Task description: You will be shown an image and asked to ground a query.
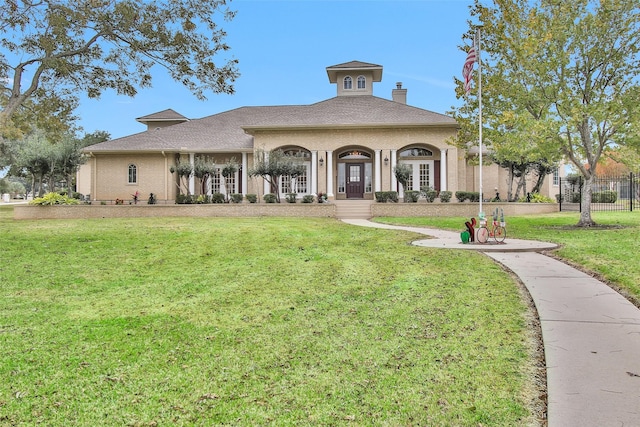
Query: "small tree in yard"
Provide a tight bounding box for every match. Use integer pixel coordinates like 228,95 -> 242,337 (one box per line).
394,163 -> 412,194
249,149 -> 305,203
170,158 -> 194,195
221,159 -> 239,202
193,156 -> 217,196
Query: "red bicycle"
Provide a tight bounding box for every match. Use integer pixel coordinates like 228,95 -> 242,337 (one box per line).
476,218 -> 506,244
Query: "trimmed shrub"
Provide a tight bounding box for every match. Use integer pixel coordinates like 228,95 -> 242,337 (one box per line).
211,193 -> 225,204
246,194 -> 258,203
421,186 -> 437,203
455,191 -> 480,202
404,190 -> 420,203
518,192 -> 555,203
285,193 -> 297,203
230,193 -> 243,204
176,194 -> 195,204
592,190 -> 617,203
264,193 -> 277,203
195,195 -> 210,204
375,191 -> 398,203
30,192 -> 80,206
455,191 -> 468,202
439,191 -> 452,203
302,195 -> 315,203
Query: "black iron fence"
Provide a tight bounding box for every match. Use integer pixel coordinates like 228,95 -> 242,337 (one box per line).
559,173 -> 639,212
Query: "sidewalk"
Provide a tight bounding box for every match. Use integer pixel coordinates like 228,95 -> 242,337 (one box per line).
343,219 -> 640,427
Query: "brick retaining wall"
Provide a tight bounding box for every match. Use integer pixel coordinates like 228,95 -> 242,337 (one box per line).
14,202 -> 558,220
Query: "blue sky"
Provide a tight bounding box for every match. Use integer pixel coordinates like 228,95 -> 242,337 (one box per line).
79,0 -> 475,139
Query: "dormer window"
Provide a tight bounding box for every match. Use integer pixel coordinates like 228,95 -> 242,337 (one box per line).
357,76 -> 366,89
343,76 -> 353,90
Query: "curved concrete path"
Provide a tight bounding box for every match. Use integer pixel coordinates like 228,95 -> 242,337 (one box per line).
343,219 -> 640,427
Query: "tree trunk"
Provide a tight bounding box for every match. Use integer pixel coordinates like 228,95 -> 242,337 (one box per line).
506,165 -> 515,201
531,171 -> 546,194
514,174 -> 526,200
577,174 -> 596,226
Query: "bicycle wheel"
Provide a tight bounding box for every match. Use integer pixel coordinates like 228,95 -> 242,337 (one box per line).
476,227 -> 489,244
493,226 -> 506,243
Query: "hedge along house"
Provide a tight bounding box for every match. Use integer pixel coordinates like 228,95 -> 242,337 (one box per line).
78,60 -> 559,203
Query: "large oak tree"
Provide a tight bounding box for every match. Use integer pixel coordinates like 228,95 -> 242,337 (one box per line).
1,0 -> 239,137
457,0 -> 640,226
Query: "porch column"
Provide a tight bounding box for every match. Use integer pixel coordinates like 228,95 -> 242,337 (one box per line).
390,149 -> 398,191
242,152 -> 248,196
374,150 -> 382,192
440,148 -> 448,191
189,153 -> 195,195
326,150 -> 334,198
311,150 -> 318,195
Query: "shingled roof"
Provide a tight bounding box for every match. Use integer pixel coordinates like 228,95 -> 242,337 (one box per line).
84,96 -> 457,153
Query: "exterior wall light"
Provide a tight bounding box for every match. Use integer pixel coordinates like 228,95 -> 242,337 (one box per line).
319,157 -> 324,167
384,156 -> 389,166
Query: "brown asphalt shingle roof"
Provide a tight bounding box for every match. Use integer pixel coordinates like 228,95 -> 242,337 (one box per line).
84,96 -> 457,153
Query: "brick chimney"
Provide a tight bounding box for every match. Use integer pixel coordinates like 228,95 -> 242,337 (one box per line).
392,82 -> 407,104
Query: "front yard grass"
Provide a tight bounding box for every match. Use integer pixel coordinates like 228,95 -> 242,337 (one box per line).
0,206 -> 539,426
377,211 -> 640,301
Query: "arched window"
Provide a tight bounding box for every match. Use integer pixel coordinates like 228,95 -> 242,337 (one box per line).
128,164 -> 137,184
357,76 -> 366,89
399,147 -> 433,157
343,76 -> 353,90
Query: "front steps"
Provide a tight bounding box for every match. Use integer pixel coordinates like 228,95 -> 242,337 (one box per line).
333,199 -> 374,219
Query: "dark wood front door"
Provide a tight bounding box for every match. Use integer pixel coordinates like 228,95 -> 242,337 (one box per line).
346,163 -> 365,198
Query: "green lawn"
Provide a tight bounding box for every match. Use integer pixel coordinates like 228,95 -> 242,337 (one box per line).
377,211 -> 640,301
0,205 -> 540,426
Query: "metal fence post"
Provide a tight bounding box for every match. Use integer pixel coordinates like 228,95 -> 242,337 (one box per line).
632,172 -> 635,212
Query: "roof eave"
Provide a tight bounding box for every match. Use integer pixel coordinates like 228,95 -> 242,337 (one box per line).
243,122 -> 459,134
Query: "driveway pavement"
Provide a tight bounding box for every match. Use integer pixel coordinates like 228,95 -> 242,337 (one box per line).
342,219 -> 640,427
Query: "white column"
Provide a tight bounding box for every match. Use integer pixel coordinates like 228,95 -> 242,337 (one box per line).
374,150 -> 382,192
390,150 -> 397,191
440,148 -> 448,191
242,152 -> 248,196
311,151 -> 318,195
326,151 -> 334,198
188,153 -> 195,195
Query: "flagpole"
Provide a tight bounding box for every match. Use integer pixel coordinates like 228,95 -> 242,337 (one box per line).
477,27 -> 483,218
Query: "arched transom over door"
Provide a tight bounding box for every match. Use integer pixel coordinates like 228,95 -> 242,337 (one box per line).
398,146 -> 439,192
337,149 -> 372,199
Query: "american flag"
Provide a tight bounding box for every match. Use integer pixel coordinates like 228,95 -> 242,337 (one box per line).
462,45 -> 477,95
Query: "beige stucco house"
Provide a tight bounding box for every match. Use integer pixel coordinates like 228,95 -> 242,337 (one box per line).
79,61 -> 560,203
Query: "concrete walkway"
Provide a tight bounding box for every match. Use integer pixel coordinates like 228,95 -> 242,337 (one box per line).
342,219 -> 640,427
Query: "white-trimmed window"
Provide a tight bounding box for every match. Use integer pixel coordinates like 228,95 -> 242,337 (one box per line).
128,164 -> 137,184
553,168 -> 559,186
419,163 -> 430,189
357,75 -> 366,89
343,76 -> 353,90
211,168 -> 222,193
